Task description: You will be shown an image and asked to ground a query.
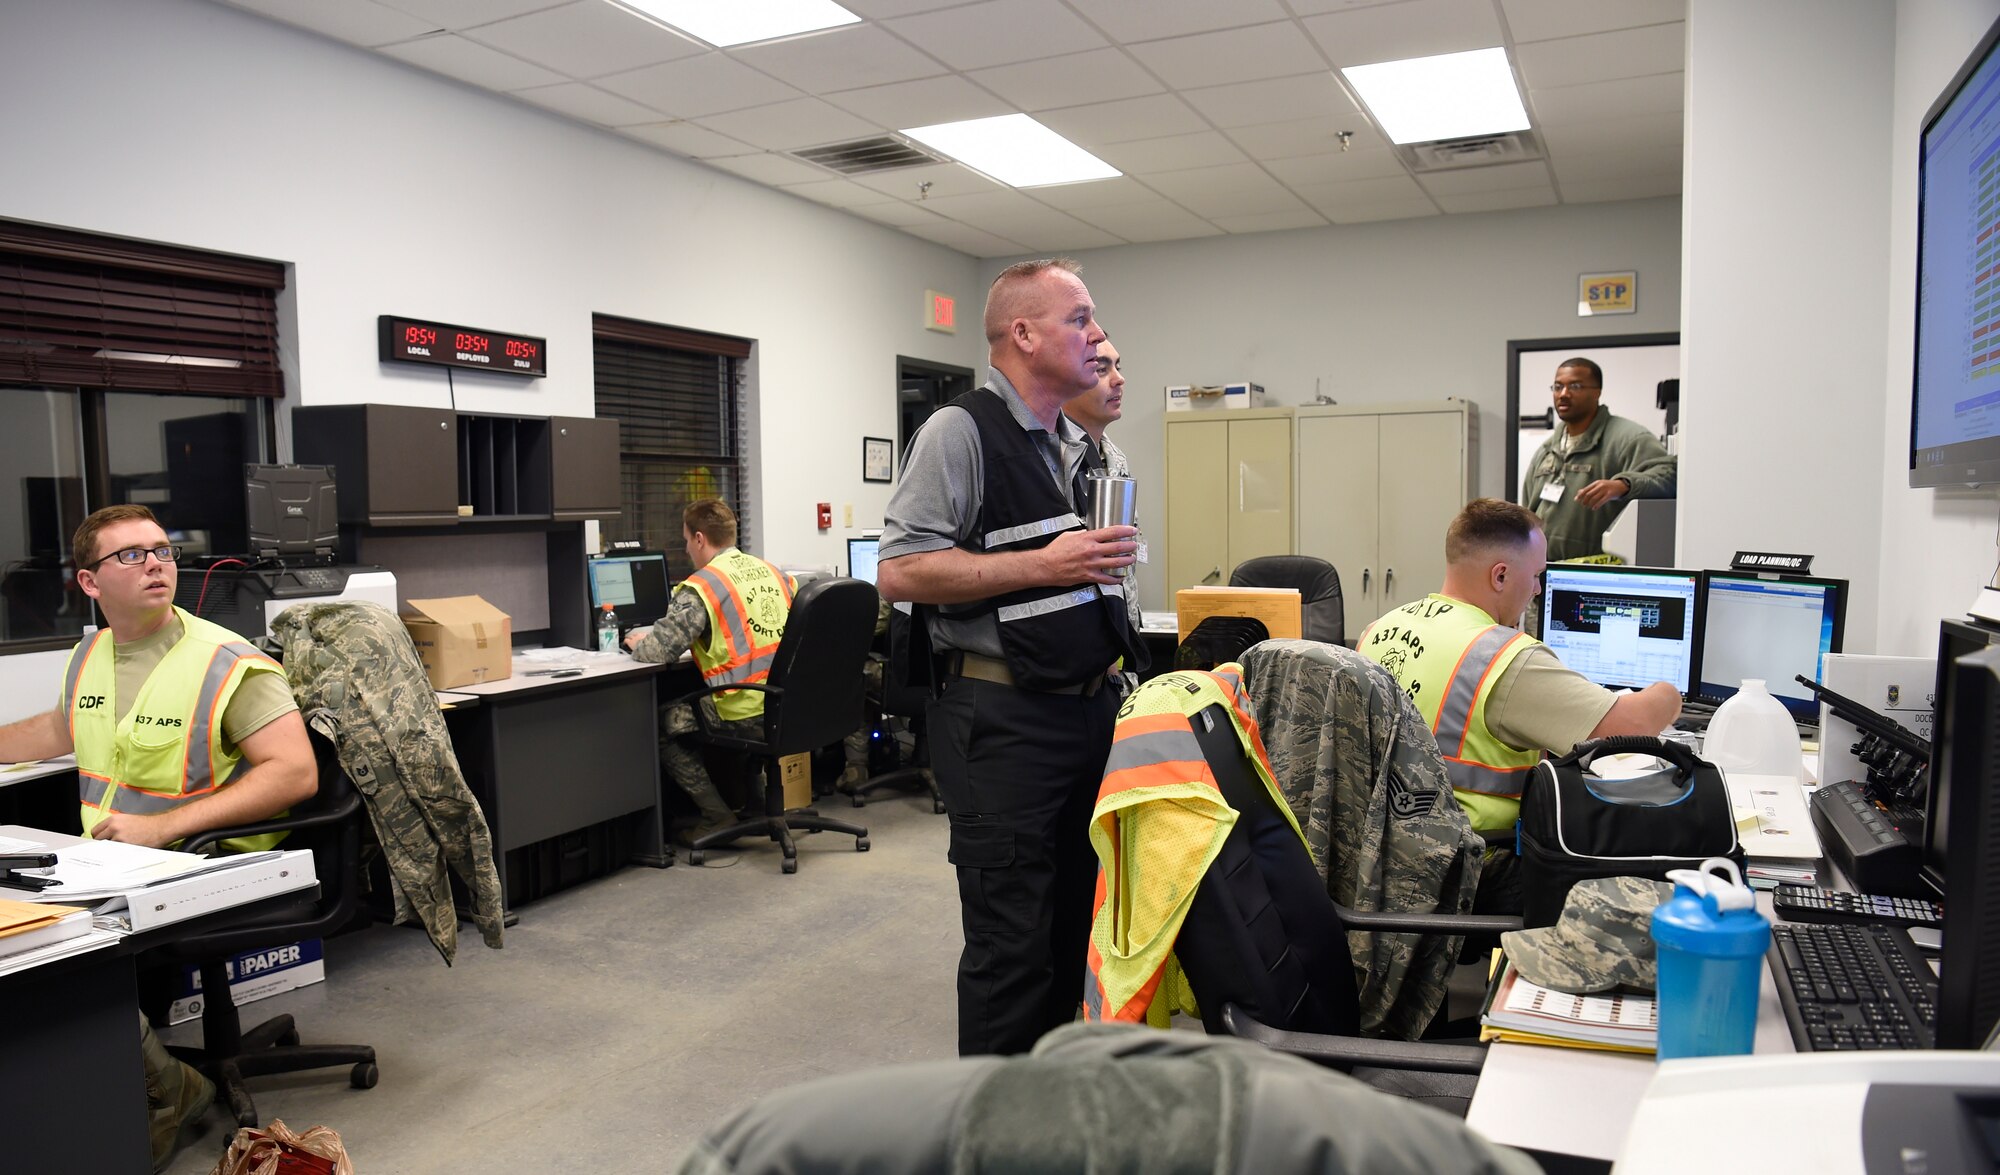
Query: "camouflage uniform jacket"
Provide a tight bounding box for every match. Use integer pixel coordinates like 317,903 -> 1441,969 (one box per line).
1238,639 -> 1484,1038
631,586 -> 765,743
273,602 -> 505,963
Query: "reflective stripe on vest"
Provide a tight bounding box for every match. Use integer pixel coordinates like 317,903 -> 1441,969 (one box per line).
686,553 -> 789,689
984,512 -> 1082,549
1432,625 -> 1534,797
996,586 -> 1099,625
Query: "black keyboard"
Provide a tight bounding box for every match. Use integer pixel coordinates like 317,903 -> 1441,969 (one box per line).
1769,922 -> 1937,1051
1773,885 -> 1942,928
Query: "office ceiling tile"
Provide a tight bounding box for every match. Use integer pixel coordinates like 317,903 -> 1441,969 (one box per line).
928,199 -> 1116,246
1022,176 -> 1158,210
839,0 -> 974,15
1128,22 -> 1329,89
697,98 -> 881,150
1181,73 -> 1357,130
1501,0 -> 1686,45
731,23 -> 946,95
708,152 -> 836,186
1302,0 -> 1504,68
1265,146 -> 1408,186
1227,118 -> 1381,162
377,0 -> 557,29
1539,110 -> 1681,157
217,0 -> 439,48
968,48 -> 1163,111
903,220 -> 1032,257
1211,208 -> 1331,234
1015,223 -> 1128,251
379,33 -> 567,91
1515,23 -> 1683,90
826,75 -> 1015,128
887,0 -> 1110,71
1285,0 -> 1428,15
844,200 -> 948,227
462,2 -> 703,78
1072,199 -> 1221,239
1327,198 -> 1442,224
916,190 -> 1050,221
1295,173 -> 1429,212
1557,171 -> 1680,203
779,176 -> 901,208
1037,95 -> 1209,148
510,81 -> 664,126
849,162 -> 1007,200
598,53 -> 802,118
1142,162 -> 1301,214
1530,71 -> 1683,126
1096,131 -> 1248,174
1551,146 -> 1680,184
619,120 -> 759,157
1433,185 -> 1558,213
1416,160 -> 1551,195
1064,0 -> 1292,43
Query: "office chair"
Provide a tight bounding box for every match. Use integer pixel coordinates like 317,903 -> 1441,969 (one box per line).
682,576 -> 876,873
155,731 -> 378,1128
847,607 -> 943,812
1229,555 -> 1345,646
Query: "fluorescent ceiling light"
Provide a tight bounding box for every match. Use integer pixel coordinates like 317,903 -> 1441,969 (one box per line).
610,0 -> 860,48
900,114 -> 1119,188
1341,47 -> 1529,145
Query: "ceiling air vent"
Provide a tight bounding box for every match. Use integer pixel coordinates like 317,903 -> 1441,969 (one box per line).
791,136 -> 943,176
1395,130 -> 1543,173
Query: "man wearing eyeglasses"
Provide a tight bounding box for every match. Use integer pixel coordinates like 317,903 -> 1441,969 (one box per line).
1521,358 -> 1677,562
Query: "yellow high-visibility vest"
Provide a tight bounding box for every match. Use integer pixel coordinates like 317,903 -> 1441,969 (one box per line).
681,549 -> 795,722
65,607 -> 290,852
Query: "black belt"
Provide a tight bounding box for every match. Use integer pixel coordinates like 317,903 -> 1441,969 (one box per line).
945,650 -> 1105,697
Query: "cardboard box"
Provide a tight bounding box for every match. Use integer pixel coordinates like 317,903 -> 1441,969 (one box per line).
779,753 -> 812,810
1165,382 -> 1265,412
402,595 -> 512,688
169,938 -> 324,1025
1176,585 -> 1303,642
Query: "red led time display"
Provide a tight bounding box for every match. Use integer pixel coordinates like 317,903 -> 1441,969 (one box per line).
378,316 -> 547,377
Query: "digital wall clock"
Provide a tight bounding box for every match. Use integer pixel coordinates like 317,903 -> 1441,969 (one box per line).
378,315 -> 546,377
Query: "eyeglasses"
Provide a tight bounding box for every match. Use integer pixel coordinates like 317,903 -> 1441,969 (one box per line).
85,544 -> 184,570
1550,381 -> 1600,394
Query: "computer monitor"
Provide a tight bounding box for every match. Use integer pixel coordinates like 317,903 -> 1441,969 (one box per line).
847,536 -> 881,585
1539,564 -> 1702,694
1695,572 -> 1847,720
1929,634 -> 2000,1048
587,552 -> 671,631
1910,10 -> 2000,487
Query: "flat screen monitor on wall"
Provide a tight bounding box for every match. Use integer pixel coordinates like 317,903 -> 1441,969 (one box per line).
1912,11 -> 2000,487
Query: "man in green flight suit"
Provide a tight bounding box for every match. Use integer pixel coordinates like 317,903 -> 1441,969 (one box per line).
1520,357 -> 1677,562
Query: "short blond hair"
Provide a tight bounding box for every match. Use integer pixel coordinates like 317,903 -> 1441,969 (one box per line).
683,498 -> 738,548
1445,498 -> 1541,565
984,258 -> 1082,345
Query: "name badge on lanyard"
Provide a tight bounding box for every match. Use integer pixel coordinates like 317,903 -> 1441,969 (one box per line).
1539,480 -> 1565,504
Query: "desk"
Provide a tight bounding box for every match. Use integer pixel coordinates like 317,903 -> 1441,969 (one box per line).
441,656 -> 674,919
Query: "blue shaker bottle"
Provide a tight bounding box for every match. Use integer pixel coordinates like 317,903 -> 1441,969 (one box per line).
1650,857 -> 1770,1060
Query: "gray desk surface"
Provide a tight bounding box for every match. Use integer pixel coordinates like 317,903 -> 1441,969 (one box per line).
437,651 -> 666,697
0,755 -> 76,788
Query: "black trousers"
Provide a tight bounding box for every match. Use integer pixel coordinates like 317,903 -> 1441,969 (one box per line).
928,675 -> 1119,1056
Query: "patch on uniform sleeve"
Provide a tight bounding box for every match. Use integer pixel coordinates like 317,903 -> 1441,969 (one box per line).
1384,770 -> 1440,819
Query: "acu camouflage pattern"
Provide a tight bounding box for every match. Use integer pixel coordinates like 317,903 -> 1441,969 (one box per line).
272,602 -> 504,963
1238,639 -> 1484,1039
1501,876 -> 1672,994
634,587 -> 762,821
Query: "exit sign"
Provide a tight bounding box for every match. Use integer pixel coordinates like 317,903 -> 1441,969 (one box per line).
925,289 -> 956,334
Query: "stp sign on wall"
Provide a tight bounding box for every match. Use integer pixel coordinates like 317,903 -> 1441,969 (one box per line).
1578,271 -> 1637,316
925,289 -> 956,334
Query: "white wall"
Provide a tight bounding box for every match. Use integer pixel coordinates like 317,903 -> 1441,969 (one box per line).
0,0 -> 985,579
1878,0 -> 2000,657
978,197 -> 1684,611
1680,0 -> 1895,652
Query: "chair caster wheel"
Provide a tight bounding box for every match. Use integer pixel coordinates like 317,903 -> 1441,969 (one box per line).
688,850 -> 707,865
856,837 -> 870,852
278,1027 -> 301,1047
781,858 -> 798,874
851,795 -> 865,808
933,800 -> 946,814
351,1062 -> 379,1089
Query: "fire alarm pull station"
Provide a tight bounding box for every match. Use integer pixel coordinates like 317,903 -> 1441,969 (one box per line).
816,503 -> 832,530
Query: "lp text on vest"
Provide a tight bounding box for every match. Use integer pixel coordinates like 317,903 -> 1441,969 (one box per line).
170,938 -> 325,1025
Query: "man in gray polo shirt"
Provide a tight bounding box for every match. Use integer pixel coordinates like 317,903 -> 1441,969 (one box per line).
878,258 -> 1144,1056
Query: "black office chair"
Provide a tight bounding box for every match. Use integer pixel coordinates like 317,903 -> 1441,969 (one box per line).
847,607 -> 943,812
1229,555 -> 1345,646
682,577 -> 876,873
155,731 -> 378,1128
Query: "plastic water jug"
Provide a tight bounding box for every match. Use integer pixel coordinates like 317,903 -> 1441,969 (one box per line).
1650,857 -> 1770,1060
1703,678 -> 1803,782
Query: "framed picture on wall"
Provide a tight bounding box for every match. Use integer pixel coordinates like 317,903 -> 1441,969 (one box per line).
862,436 -> 893,483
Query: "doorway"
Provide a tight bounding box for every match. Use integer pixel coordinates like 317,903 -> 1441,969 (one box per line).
1504,333 -> 1680,502
897,356 -> 975,463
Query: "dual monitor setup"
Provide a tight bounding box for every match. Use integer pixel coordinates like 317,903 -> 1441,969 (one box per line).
1538,564 -> 1846,722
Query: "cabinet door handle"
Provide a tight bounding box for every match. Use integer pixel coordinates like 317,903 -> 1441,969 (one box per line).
1385,567 -> 1394,596
1362,568 -> 1371,593
1203,565 -> 1221,584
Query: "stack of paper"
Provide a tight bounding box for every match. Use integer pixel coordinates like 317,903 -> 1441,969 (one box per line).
1479,955 -> 1658,1055
0,832 -> 281,903
1727,772 -> 1822,889
0,899 -> 118,978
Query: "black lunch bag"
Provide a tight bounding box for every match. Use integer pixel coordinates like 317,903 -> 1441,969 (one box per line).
1517,735 -> 1743,928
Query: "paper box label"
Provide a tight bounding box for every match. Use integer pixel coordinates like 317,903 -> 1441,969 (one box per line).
170,938 -> 325,1025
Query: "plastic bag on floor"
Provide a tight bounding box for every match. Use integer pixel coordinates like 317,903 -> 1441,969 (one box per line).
208,1120 -> 355,1175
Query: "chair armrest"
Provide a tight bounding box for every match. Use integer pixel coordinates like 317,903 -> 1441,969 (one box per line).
180,787 -> 364,855
1333,903 -> 1523,935
665,681 -> 782,735
1220,1004 -> 1488,1074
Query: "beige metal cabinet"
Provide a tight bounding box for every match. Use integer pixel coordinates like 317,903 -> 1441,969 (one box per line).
1165,407 -> 1293,594
1296,401 -> 1476,627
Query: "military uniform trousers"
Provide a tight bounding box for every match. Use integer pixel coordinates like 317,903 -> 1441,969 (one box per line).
929,673 -> 1119,1056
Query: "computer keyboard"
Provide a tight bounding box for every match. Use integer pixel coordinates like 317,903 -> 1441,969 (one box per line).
1768,922 -> 1936,1051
